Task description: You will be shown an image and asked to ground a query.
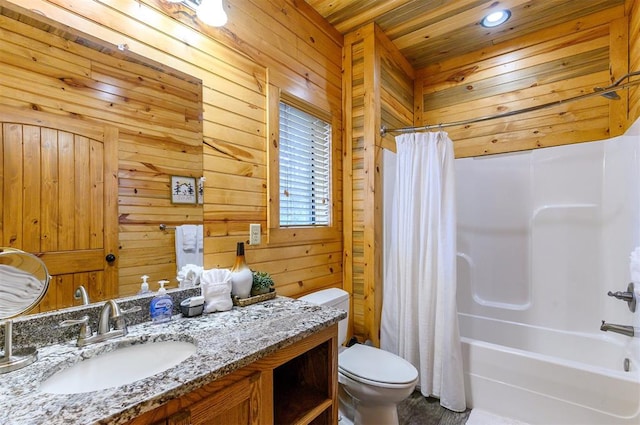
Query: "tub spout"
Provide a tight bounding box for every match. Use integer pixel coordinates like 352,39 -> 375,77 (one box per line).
600,320 -> 635,337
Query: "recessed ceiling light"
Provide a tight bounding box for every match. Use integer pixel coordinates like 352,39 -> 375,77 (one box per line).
481,9 -> 511,28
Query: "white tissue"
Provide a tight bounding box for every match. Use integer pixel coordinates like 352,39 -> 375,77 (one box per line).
177,264 -> 203,288
187,295 -> 205,307
201,268 -> 233,313
630,247 -> 640,283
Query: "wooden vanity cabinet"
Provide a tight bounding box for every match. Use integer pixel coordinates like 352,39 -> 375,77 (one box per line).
126,324 -> 338,425
251,324 -> 338,425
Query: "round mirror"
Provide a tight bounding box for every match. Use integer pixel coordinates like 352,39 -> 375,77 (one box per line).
0,248 -> 50,319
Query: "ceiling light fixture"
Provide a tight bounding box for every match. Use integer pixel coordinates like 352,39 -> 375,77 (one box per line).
481,9 -> 511,28
165,0 -> 228,27
197,0 -> 228,27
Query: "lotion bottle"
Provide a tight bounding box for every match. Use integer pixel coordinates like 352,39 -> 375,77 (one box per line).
150,280 -> 173,324
138,275 -> 151,295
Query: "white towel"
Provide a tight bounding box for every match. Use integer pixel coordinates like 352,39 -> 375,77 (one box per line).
201,268 -> 233,313
181,225 -> 198,252
175,224 -> 203,271
0,265 -> 47,317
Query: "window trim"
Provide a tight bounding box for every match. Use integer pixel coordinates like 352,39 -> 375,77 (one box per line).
267,84 -> 341,245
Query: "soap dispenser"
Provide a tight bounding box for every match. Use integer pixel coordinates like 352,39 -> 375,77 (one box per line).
138,275 -> 151,295
150,280 -> 173,324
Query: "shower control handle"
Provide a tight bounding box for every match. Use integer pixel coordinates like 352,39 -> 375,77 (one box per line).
607,282 -> 636,312
607,290 -> 633,301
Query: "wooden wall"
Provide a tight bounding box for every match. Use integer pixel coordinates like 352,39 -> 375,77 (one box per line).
3,0 -> 344,302
343,24 -> 414,344
347,3 -> 640,343
185,0 -> 345,298
0,2 -> 202,308
629,0 -> 640,122
413,6 -> 629,158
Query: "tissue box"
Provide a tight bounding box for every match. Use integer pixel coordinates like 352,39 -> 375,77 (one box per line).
180,296 -> 205,317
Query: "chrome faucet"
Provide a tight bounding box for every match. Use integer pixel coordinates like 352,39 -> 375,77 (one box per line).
98,300 -> 123,335
74,285 -> 90,305
600,320 -> 635,337
61,300 -> 141,347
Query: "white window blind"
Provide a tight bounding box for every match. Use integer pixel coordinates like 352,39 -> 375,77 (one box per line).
279,102 -> 331,227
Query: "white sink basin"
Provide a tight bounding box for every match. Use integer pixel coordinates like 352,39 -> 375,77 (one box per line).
40,340 -> 197,394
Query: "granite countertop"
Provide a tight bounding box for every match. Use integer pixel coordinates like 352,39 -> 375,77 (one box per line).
0,296 -> 345,425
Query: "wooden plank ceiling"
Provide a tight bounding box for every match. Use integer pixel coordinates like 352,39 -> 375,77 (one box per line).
306,0 -> 625,69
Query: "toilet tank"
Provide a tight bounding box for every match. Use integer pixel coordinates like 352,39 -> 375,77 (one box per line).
298,288 -> 349,346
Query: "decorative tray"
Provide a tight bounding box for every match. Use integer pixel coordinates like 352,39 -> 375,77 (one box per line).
232,288 -> 276,307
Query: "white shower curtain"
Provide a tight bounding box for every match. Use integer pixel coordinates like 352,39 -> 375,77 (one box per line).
381,131 -> 466,412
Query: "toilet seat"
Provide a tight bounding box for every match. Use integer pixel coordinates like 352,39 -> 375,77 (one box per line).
338,344 -> 418,389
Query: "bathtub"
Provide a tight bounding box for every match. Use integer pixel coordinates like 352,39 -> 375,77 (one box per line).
459,313 -> 640,424
453,120 -> 640,424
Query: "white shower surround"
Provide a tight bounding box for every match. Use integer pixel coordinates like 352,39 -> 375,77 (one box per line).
454,119 -> 640,424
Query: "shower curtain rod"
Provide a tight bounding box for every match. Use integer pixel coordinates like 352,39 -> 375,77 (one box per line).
380,70 -> 640,136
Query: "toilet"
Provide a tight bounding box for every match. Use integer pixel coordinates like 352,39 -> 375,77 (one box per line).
299,288 -> 418,425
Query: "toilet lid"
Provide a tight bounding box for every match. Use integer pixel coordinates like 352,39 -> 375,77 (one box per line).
338,344 -> 418,386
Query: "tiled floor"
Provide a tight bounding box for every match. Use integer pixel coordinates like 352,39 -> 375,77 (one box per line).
397,391 -> 471,425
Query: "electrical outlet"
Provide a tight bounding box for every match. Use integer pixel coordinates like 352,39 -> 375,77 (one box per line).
249,223 -> 261,245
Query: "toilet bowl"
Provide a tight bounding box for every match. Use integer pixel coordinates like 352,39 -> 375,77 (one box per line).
299,288 -> 418,425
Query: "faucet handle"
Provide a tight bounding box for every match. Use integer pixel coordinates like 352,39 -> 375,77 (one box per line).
607,290 -> 633,301
607,282 -> 636,312
60,315 -> 89,327
113,305 -> 141,322
121,305 -> 142,315
112,305 -> 142,332
60,316 -> 91,340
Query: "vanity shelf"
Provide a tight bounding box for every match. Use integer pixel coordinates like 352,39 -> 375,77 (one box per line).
275,387 -> 333,424
273,337 -> 333,424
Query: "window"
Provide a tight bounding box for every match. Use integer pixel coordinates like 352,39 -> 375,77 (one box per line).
267,87 -> 339,245
278,101 -> 331,226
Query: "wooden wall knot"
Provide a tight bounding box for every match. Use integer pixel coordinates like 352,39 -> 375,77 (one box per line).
447,66 -> 479,83
59,77 -> 87,88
